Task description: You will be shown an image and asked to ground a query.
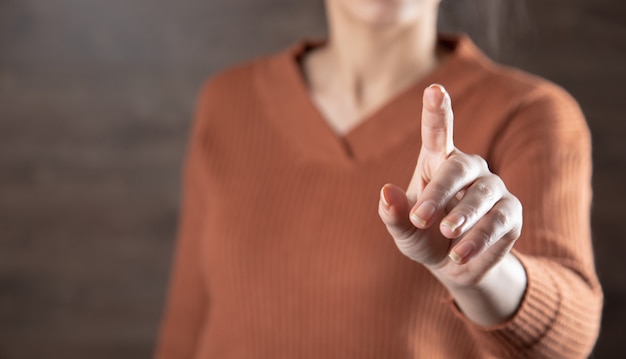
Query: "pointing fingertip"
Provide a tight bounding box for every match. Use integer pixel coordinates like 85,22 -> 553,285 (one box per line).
429,83 -> 447,94
426,84 -> 449,110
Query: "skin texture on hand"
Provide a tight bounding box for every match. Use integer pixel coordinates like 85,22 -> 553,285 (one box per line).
378,84 -> 527,326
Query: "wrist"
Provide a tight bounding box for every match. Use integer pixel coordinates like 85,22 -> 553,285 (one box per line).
441,253 -> 528,326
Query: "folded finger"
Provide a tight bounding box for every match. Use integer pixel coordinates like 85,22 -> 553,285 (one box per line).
440,174 -> 507,239
448,196 -> 523,264
378,183 -> 416,241
409,153 -> 488,229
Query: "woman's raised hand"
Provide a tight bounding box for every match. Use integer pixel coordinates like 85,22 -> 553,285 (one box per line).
378,84 -> 524,293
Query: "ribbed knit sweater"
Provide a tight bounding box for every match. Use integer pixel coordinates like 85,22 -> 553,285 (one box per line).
154,35 -> 602,358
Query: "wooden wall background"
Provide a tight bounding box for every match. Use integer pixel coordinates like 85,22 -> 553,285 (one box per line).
0,0 -> 624,357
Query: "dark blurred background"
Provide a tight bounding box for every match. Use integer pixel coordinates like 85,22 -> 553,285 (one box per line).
0,0 -> 624,358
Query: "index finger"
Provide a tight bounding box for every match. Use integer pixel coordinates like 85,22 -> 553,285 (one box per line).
421,84 -> 454,158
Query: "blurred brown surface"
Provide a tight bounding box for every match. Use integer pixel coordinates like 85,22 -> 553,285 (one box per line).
0,0 -> 624,358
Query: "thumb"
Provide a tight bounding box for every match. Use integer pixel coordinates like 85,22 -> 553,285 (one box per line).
420,84 -> 454,161
378,183 -> 416,241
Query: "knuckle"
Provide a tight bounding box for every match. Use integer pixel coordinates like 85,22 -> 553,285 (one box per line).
503,195 -> 523,221
447,155 -> 472,178
489,174 -> 506,190
429,182 -> 452,201
474,181 -> 496,200
472,154 -> 489,169
474,228 -> 494,249
491,207 -> 510,228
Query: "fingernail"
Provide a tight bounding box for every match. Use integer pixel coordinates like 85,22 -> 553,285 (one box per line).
410,201 -> 436,227
429,83 -> 447,95
380,185 -> 391,209
449,242 -> 475,264
428,84 -> 449,108
441,213 -> 465,232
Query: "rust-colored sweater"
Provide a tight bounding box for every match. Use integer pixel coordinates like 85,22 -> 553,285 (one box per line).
154,35 -> 602,358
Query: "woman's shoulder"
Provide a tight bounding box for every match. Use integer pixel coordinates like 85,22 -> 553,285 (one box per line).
444,34 -> 582,118
485,62 -> 580,114
450,35 -> 589,152
189,44 -> 301,135
196,57 -> 268,104
196,42 -> 299,104
488,64 -> 587,137
472,50 -> 590,152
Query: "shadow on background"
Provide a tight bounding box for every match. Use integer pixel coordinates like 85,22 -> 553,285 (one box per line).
0,0 -> 624,357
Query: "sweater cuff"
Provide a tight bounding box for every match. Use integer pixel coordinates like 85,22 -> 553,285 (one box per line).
447,251 -> 561,356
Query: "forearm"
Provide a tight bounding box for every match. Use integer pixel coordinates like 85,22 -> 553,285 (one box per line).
441,253 -> 602,358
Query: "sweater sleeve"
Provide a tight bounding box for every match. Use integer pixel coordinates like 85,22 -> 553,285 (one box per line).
153,82 -> 213,359
450,84 -> 603,358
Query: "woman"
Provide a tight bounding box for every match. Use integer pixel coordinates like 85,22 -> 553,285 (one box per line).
155,0 -> 602,357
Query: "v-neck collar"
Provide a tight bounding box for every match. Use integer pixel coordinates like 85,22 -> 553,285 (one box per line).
255,33 -> 490,166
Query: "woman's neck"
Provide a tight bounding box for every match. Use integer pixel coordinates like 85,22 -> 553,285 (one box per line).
302,1 -> 442,134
